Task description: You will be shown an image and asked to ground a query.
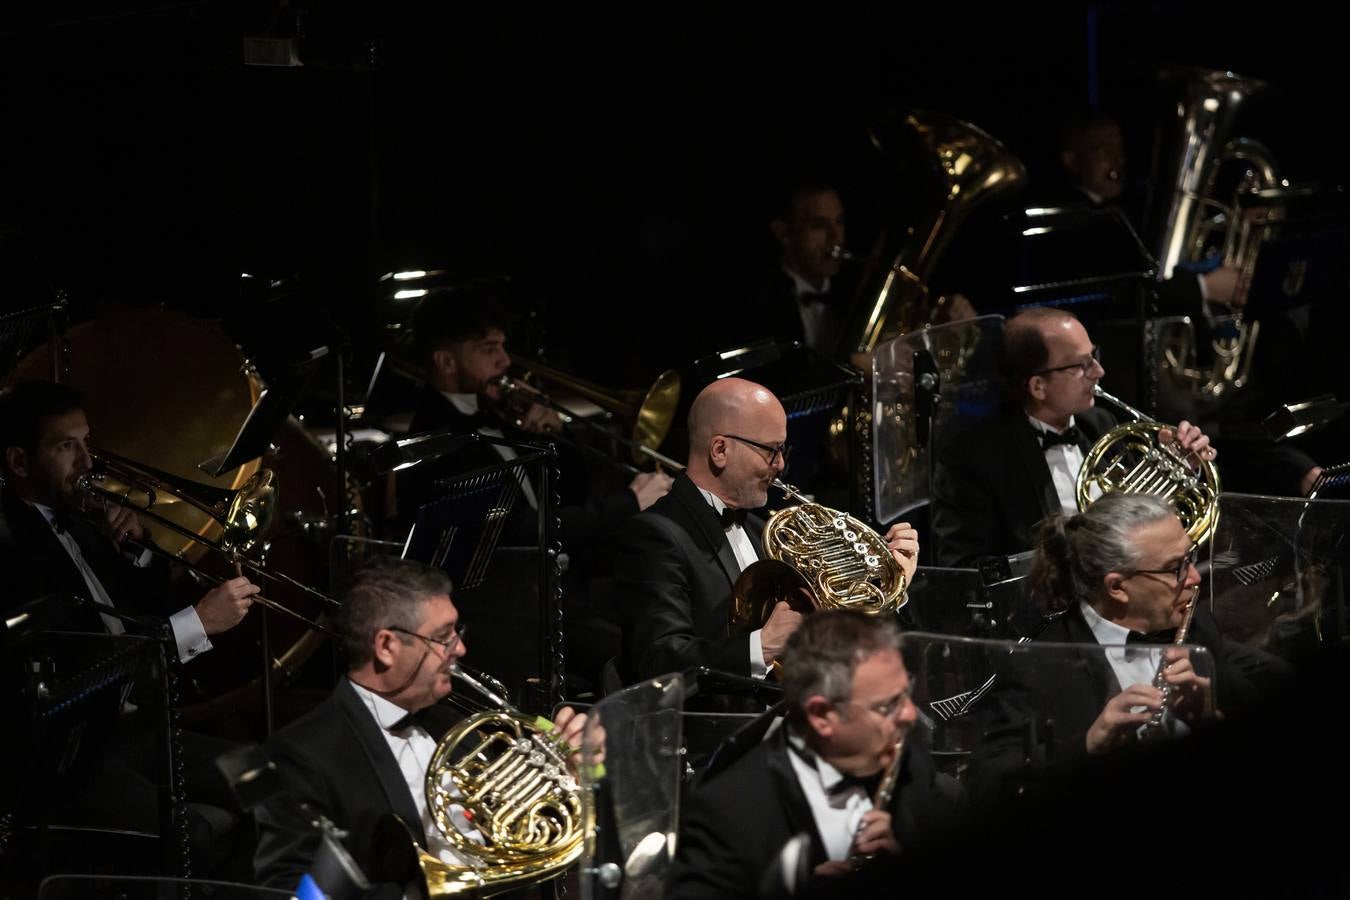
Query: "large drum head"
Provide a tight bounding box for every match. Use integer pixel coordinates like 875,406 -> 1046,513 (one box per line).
11,307 -> 263,560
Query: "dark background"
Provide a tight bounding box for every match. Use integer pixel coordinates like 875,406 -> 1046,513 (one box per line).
0,1 -> 1337,402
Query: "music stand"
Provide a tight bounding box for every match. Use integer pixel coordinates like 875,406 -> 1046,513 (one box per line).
3,623 -> 182,885
1004,205 -> 1158,410
402,442 -> 564,711
0,300 -> 67,385
198,346 -> 329,478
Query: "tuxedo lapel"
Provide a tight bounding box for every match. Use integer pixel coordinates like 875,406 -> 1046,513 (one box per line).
667,475 -> 742,588
764,730 -> 828,868
1008,410 -> 1059,521
334,680 -> 428,847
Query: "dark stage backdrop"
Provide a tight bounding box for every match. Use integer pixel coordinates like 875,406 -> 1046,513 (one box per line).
0,1 -> 1336,405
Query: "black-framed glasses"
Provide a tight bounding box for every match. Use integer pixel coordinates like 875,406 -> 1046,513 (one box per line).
1130,544 -> 1200,584
722,434 -> 791,466
386,623 -> 467,654
841,685 -> 913,720
1033,345 -> 1102,378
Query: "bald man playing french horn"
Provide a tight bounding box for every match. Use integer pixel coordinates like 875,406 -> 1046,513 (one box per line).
612,378 -> 919,685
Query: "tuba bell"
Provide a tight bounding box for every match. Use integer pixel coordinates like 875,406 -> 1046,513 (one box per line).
730,480 -> 908,633
835,110 -> 1027,358
1077,386 -> 1222,545
381,665 -> 586,897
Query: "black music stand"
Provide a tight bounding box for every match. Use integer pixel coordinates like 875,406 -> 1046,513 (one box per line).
198,346 -> 329,478
0,300 -> 67,384
2,621 -> 182,888
1003,205 -> 1157,411
402,440 -> 564,712
191,345 -> 327,737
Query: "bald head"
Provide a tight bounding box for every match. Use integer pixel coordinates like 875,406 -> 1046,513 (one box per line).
1003,308 -> 1103,426
686,378 -> 787,509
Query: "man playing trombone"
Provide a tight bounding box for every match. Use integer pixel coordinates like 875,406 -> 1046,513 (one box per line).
0,380 -> 259,660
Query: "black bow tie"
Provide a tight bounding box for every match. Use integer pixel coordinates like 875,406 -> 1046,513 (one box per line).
389,706 -> 434,733
828,770 -> 882,797
719,506 -> 749,529
1126,628 -> 1178,645
1038,425 -> 1082,450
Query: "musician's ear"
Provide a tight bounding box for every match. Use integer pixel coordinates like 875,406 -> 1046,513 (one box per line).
708,434 -> 730,469
1103,571 -> 1130,605
372,627 -> 401,667
769,218 -> 790,247
431,348 -> 457,380
1027,375 -> 1046,402
5,446 -> 28,480
803,695 -> 835,738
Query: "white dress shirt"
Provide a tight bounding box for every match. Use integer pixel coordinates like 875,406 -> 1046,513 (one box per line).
347,680 -> 483,868
443,391 -> 538,510
34,502 -> 210,663
1026,414 -> 1098,516
785,730 -> 873,862
1079,601 -> 1187,738
696,487 -> 768,677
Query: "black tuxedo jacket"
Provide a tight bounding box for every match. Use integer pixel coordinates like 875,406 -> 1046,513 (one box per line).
253,678 -> 464,895
611,473 -> 766,683
395,387 -> 636,551
667,723 -> 960,900
0,485 -> 169,631
930,403 -> 1116,567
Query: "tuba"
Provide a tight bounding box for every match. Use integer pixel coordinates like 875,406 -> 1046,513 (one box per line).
729,480 -> 908,632
1144,68 -> 1281,406
1077,386 -> 1222,545
835,110 -> 1026,358
384,666 -> 586,897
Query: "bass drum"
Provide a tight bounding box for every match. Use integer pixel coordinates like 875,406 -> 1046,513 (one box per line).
11,307 -> 358,726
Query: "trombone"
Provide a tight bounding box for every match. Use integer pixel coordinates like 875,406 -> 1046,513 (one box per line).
492,360 -> 685,474
78,447 -> 342,635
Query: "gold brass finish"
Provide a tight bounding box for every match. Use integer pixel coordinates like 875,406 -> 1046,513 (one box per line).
837,110 -> 1027,356
504,359 -> 681,465
397,667 -> 585,897
731,481 -> 908,632
1077,387 -> 1221,546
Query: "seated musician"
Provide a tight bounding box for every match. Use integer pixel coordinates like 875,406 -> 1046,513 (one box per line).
0,380 -> 261,875
930,307 -> 1216,567
611,377 -> 919,684
967,493 -> 1290,802
0,380 -> 260,656
395,289 -> 671,544
253,557 -> 589,896
395,291 -> 672,690
667,611 -> 962,900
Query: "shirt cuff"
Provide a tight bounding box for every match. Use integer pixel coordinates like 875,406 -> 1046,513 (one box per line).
169,605 -> 212,663
750,629 -> 769,679
1195,273 -> 1218,325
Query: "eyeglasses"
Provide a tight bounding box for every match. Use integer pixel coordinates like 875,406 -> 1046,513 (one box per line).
842,686 -> 913,720
722,434 -> 791,466
386,623 -> 467,655
1129,544 -> 1200,584
1033,345 -> 1102,378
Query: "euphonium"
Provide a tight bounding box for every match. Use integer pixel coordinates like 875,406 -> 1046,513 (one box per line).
1078,387 -> 1221,545
730,480 -> 908,632
396,665 -> 585,897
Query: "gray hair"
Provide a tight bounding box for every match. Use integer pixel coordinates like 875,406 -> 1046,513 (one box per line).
1030,492 -> 1178,610
337,557 -> 453,668
780,611 -> 902,724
